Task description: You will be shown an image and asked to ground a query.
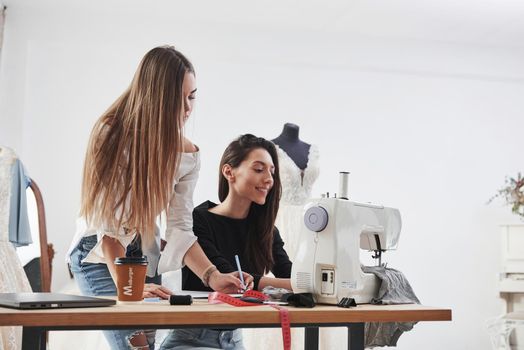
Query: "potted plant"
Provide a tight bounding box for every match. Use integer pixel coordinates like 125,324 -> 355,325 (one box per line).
489,173 -> 524,218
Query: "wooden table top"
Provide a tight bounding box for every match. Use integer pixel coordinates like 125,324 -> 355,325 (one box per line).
0,300 -> 451,328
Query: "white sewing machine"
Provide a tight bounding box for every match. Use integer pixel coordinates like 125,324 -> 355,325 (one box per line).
291,172 -> 402,305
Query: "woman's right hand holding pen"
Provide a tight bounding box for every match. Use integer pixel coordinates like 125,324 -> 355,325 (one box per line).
209,270 -> 254,294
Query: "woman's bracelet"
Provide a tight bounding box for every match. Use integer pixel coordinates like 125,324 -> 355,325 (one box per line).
201,265 -> 218,287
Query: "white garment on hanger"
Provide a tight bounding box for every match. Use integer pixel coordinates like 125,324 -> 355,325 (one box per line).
0,146 -> 33,350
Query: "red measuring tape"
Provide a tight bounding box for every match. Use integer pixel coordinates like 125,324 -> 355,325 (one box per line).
208,290 -> 291,350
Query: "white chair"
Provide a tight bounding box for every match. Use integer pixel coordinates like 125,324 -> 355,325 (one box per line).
487,313 -> 524,350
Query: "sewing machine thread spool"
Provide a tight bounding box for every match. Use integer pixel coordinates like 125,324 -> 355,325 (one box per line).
338,171 -> 350,200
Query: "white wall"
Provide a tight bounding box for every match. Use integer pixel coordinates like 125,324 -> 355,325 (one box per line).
1,2 -> 524,349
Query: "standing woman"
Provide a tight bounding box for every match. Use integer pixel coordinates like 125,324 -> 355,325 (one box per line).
160,134 -> 293,350
67,46 -> 248,350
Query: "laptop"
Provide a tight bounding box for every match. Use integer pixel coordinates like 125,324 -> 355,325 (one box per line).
0,293 -> 116,309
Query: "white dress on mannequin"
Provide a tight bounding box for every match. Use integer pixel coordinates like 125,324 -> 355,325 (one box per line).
274,144 -> 320,261
0,147 -> 32,350
243,144 -> 320,350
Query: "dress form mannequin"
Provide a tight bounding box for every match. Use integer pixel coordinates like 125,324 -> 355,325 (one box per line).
272,123 -> 310,170
271,123 -> 319,206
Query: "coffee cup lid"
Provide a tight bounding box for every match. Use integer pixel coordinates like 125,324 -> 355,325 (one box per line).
114,256 -> 148,265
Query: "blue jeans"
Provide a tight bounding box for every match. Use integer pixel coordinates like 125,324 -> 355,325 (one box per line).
160,328 -> 244,350
69,235 -> 156,350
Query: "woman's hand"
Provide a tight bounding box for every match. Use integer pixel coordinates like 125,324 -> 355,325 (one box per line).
208,271 -> 254,293
230,271 -> 254,291
142,283 -> 173,299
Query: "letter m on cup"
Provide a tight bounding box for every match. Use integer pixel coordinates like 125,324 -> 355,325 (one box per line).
123,285 -> 133,296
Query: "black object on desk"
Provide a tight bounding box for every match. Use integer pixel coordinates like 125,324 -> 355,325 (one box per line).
169,295 -> 193,305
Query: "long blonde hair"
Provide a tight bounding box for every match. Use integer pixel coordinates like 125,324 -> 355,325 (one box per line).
80,46 -> 194,241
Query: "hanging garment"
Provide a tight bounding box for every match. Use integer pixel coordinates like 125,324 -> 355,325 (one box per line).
8,157 -> 32,247
0,146 -> 33,350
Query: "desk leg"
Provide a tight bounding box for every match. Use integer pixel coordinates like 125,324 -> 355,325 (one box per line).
22,327 -> 46,350
305,327 -> 319,350
348,323 -> 365,350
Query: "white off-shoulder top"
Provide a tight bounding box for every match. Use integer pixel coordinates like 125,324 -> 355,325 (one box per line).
66,151 -> 201,277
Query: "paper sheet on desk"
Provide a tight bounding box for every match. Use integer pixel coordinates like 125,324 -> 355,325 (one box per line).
175,291 -> 242,299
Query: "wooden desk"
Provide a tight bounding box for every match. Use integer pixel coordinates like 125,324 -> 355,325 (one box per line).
0,301 -> 451,350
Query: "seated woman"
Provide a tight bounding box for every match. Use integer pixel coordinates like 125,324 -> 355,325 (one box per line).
160,134 -> 292,350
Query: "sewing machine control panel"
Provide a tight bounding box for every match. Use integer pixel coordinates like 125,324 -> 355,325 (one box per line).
321,268 -> 335,295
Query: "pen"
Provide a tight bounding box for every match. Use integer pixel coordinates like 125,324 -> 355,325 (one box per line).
234,254 -> 246,290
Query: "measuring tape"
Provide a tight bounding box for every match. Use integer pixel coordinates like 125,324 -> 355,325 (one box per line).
208,291 -> 291,350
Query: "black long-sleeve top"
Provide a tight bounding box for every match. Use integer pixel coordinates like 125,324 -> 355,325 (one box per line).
182,200 -> 292,291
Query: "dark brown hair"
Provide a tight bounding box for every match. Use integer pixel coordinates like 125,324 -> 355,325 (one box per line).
81,45 -> 194,243
218,134 -> 282,274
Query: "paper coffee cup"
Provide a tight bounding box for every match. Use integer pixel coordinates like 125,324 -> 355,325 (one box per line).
114,256 -> 148,302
